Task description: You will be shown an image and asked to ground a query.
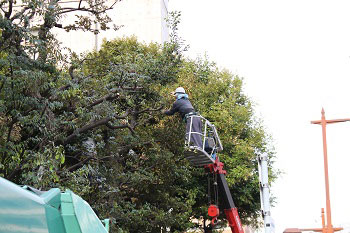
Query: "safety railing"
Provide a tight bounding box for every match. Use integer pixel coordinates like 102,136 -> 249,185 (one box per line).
185,115 -> 223,159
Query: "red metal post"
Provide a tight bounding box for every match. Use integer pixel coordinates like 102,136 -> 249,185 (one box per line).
321,208 -> 326,233
320,108 -> 332,233
310,108 -> 347,233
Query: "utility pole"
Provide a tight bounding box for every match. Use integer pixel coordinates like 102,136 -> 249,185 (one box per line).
284,108 -> 345,233
310,108 -> 347,233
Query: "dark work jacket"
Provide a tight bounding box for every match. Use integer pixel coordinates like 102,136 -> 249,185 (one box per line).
164,98 -> 194,119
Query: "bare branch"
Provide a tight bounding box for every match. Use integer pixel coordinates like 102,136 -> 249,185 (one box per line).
109,0 -> 120,9
114,111 -> 130,119
105,123 -> 128,130
64,117 -> 111,144
63,111 -> 130,144
0,0 -> 8,14
54,23 -> 63,28
134,106 -> 163,115
50,59 -> 94,99
0,0 -> 6,8
6,118 -> 17,143
10,6 -> 31,22
4,0 -> 13,19
106,122 -> 135,135
69,64 -> 77,80
119,86 -> 144,91
0,75 -> 6,93
88,92 -> 120,108
58,0 -> 118,15
59,155 -> 95,173
58,7 -> 98,15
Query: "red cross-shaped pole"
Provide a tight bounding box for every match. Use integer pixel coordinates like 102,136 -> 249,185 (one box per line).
310,108 -> 348,233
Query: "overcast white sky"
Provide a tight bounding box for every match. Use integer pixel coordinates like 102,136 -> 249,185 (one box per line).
170,1 -> 350,232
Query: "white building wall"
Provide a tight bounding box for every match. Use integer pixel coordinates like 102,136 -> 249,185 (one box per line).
55,0 -> 169,54
160,0 -> 170,42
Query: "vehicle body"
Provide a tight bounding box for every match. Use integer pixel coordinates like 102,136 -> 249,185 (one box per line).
0,177 -> 109,233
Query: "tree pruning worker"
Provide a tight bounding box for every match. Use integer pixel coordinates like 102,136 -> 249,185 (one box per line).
162,87 -> 203,149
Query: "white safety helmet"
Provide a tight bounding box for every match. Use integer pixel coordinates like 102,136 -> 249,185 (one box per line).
174,87 -> 186,94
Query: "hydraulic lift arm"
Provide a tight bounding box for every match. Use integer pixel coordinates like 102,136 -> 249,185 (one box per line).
218,173 -> 244,233
184,115 -> 245,233
206,160 -> 244,233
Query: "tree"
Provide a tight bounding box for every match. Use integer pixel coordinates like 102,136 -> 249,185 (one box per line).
0,3 -> 277,231
0,0 -> 122,184
173,58 -> 277,228
1,1 -> 191,230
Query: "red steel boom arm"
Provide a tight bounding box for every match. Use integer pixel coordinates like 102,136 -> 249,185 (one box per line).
206,159 -> 244,233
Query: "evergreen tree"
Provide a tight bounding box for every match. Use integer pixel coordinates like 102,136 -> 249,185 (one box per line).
0,3 -> 277,231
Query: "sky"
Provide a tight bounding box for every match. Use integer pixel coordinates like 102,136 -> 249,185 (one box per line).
169,1 -> 350,233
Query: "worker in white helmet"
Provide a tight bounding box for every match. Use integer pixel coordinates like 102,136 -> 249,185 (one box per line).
162,87 -> 203,149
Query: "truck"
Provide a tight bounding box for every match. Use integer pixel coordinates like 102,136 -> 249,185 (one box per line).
0,176 -> 109,233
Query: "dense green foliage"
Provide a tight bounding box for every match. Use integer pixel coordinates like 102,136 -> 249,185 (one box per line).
0,1 -> 277,232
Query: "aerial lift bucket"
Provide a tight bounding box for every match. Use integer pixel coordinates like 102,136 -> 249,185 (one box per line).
184,115 -> 223,166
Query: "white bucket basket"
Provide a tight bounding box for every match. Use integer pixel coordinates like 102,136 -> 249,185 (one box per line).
184,115 -> 223,166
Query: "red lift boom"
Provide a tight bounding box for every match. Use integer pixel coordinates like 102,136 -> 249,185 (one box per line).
184,115 -> 244,233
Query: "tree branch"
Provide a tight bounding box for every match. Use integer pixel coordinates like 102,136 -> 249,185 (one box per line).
109,0 -> 120,9
63,111 -> 130,144
88,92 -> 120,108
133,106 -> 163,115
4,0 -> 13,19
49,60 -> 93,100
64,117 -> 111,145
58,0 -> 118,15
105,123 -> 128,130
119,86 -> 144,91
6,118 -> 16,143
58,7 -> 98,15
0,74 -> 6,93
10,6 -> 31,22
6,148 -> 25,180
59,155 -> 95,174
0,0 -> 7,9
106,122 -> 135,135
